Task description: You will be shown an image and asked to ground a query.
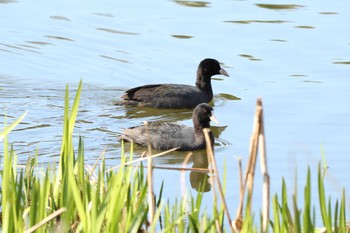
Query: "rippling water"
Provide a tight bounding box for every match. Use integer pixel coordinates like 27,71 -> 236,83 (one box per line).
1,0 -> 350,224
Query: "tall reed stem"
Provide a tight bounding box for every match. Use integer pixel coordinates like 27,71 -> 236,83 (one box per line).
203,128 -> 235,233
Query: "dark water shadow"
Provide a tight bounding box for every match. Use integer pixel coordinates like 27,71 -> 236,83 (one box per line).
171,35 -> 194,39
44,35 -> 75,42
113,105 -> 193,121
239,54 -> 262,61
173,0 -> 210,8
225,20 -> 290,24
50,15 -> 71,21
333,61 -> 350,65
0,0 -> 16,3
255,3 -> 304,11
96,28 -> 139,35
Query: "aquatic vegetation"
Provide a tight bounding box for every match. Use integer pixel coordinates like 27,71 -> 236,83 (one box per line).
0,81 -> 348,232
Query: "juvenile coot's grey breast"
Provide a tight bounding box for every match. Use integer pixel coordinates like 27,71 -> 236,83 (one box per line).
120,58 -> 229,109
120,103 -> 218,151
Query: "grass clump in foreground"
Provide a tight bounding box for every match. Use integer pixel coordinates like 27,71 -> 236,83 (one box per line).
0,81 -> 349,232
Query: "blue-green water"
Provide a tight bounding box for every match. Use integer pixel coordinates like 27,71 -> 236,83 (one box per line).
1,0 -> 350,225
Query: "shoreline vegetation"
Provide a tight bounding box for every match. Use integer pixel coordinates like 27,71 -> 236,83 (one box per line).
0,81 -> 348,232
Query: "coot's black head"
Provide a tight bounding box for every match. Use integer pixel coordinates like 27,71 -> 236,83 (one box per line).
193,103 -> 218,131
198,58 -> 229,78
196,58 -> 229,90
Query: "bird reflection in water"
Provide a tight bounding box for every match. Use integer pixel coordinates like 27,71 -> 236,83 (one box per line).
190,151 -> 211,192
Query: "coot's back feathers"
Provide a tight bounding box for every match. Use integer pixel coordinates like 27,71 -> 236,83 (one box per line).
120,58 -> 229,109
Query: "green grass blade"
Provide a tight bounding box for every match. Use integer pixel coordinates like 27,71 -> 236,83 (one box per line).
1,112 -> 27,232
303,166 -> 314,233
339,189 -> 346,232
156,181 -> 164,208
293,194 -> 301,233
281,178 -> 293,231
68,79 -> 82,136
318,163 -> 328,227
334,200 -> 339,233
0,111 -> 28,141
272,194 -> 281,232
327,197 -> 332,232
68,170 -> 87,231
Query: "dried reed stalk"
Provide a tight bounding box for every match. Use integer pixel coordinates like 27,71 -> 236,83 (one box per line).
234,157 -> 244,221
245,100 -> 262,201
257,99 -> 269,233
144,121 -> 155,227
203,128 -> 235,233
235,99 -> 261,224
181,152 -> 192,196
180,152 -> 192,213
203,129 -> 220,233
88,147 -> 106,177
143,165 -> 210,172
234,98 -> 269,233
24,208 -> 66,233
232,156 -> 244,231
106,147 -> 179,172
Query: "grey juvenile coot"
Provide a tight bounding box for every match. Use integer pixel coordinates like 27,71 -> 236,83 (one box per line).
120,58 -> 229,109
120,103 -> 218,151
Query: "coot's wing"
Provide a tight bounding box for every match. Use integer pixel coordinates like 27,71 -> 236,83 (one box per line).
121,84 -> 163,101
121,123 -> 196,150
121,84 -> 204,108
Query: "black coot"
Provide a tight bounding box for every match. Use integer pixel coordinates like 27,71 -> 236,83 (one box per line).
120,58 -> 229,109
120,103 -> 218,151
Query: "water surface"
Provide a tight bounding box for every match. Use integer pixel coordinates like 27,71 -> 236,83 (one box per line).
1,0 -> 350,225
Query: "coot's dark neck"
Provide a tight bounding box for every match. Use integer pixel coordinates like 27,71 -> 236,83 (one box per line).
193,119 -> 214,148
195,69 -> 213,94
193,118 -> 210,134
